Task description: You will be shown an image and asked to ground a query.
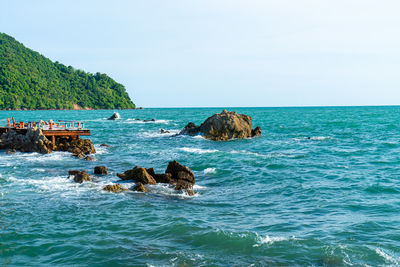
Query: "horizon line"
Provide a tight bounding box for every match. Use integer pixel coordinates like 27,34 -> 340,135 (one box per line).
143,104 -> 400,109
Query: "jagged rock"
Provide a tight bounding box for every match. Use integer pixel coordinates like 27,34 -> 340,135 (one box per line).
107,112 -> 121,120
71,171 -> 92,183
251,126 -> 262,137
165,160 -> 195,195
68,170 -> 80,176
175,181 -> 195,196
160,129 -> 170,134
145,168 -> 155,177
117,167 -> 156,184
94,166 -> 108,175
153,173 -> 173,184
166,160 -> 195,185
73,152 -> 85,159
56,138 -> 96,158
85,156 -> 95,161
178,110 -> 261,141
133,182 -> 146,192
116,161 -> 196,195
0,127 -> 52,154
179,122 -> 200,136
103,184 -> 126,193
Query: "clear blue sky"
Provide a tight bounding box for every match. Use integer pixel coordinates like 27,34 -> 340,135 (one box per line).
1,0 -> 400,107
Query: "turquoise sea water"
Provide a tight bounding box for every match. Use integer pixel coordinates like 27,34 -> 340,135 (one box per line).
1,107 -> 400,266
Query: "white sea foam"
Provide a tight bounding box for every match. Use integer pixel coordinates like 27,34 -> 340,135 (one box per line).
7,175 -> 83,194
254,234 -> 294,247
147,183 -> 199,198
16,151 -> 71,162
229,150 -> 265,157
94,145 -> 109,155
179,147 -> 219,154
139,130 -> 179,138
293,136 -> 331,141
203,168 -> 216,174
193,184 -> 207,190
32,168 -> 46,172
125,119 -> 171,124
376,248 -> 399,264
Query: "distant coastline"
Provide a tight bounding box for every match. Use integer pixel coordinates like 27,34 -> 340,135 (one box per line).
0,32 -> 135,110
0,107 -> 144,111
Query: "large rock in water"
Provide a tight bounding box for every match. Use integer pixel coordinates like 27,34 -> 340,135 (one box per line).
165,160 -> 195,195
69,170 -> 92,183
107,112 -> 121,120
117,167 -> 156,184
179,110 -> 261,141
0,127 -> 52,153
94,166 -> 108,175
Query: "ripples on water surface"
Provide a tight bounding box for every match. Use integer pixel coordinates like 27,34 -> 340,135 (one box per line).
1,107 -> 400,266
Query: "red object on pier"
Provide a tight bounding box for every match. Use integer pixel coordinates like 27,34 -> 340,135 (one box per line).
12,117 -> 15,128
7,118 -> 10,127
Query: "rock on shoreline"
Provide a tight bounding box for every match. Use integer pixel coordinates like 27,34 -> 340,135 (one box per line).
0,127 -> 96,156
179,110 -> 261,141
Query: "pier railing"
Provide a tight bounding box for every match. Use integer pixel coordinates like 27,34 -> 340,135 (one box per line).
2,117 -> 91,143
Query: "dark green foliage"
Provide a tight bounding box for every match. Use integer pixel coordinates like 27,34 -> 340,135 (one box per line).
0,33 -> 135,110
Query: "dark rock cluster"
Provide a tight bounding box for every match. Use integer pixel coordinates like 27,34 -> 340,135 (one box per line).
0,128 -> 96,159
55,138 -> 96,159
116,160 -> 195,195
68,161 -> 196,196
0,127 -> 53,153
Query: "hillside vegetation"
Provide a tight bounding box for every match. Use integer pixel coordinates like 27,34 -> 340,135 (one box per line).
0,33 -> 135,110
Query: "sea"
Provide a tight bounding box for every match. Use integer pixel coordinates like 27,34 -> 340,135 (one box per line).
1,106 -> 400,266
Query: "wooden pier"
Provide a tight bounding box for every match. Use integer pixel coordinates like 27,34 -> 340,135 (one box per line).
0,117 -> 91,144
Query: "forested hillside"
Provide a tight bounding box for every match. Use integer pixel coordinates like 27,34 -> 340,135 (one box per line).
0,33 -> 135,110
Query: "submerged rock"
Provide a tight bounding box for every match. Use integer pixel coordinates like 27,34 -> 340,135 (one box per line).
103,184 -> 127,193
107,112 -> 121,120
133,182 -> 146,192
160,128 -> 170,134
117,167 -> 156,184
85,156 -> 95,161
100,143 -> 110,147
94,166 -> 108,175
70,170 -> 92,183
178,110 -> 261,141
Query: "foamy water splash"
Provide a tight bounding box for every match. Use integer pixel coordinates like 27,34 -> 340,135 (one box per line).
203,168 -> 216,174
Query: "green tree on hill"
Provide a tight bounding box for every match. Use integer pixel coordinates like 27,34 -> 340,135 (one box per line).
0,32 -> 135,110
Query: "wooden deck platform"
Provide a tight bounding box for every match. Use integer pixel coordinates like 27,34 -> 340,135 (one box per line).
1,117 -> 91,144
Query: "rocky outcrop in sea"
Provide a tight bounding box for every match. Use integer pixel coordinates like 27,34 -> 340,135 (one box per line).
0,127 -> 96,156
179,110 -> 261,141
116,160 -> 196,195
